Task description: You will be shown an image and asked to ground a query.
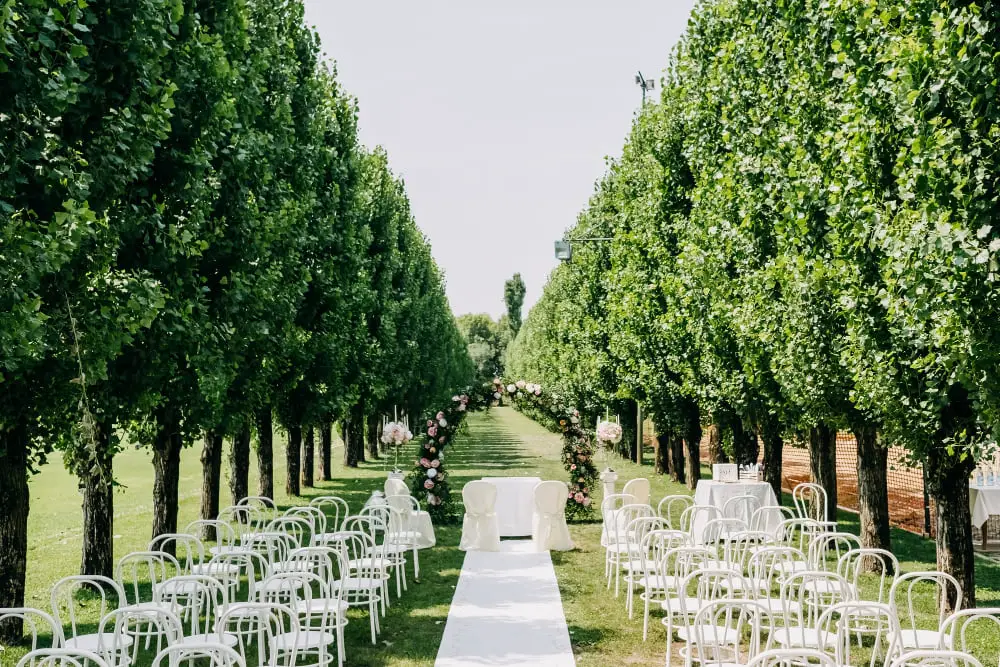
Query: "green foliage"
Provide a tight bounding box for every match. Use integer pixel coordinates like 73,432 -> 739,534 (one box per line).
503,273 -> 527,336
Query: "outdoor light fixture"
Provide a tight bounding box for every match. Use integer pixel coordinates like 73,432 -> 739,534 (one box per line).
635,71 -> 655,104
554,240 -> 573,262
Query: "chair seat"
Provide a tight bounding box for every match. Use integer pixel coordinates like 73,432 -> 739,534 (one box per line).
675,624 -> 741,644
273,629 -> 337,650
887,629 -> 951,650
154,579 -> 201,596
719,576 -> 768,592
627,574 -> 682,591
180,633 -> 239,649
209,545 -> 252,556
333,577 -> 385,591
773,627 -> 838,648
659,596 -> 701,615
269,560 -> 317,574
606,542 -> 643,555
298,598 -> 350,620
349,557 -> 393,572
191,562 -> 241,577
65,633 -> 134,652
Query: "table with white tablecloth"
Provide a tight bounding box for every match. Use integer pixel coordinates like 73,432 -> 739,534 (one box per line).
970,483 -> 1000,535
482,476 -> 541,537
691,480 -> 780,544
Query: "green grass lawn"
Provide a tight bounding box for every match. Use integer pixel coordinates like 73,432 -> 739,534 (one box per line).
4,407 -> 1000,666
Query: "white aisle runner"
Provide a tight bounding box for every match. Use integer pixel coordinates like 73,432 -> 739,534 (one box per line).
435,540 -> 576,666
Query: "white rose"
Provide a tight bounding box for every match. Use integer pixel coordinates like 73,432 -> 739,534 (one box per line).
426,468 -> 437,479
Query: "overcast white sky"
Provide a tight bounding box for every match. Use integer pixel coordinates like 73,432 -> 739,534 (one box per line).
303,1 -> 698,319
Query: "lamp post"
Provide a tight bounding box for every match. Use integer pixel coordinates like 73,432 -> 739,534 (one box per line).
553,237 -> 613,263
635,71 -> 655,105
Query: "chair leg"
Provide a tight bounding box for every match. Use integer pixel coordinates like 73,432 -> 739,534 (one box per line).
412,546 -> 420,580
642,594 -> 650,641
369,600 -> 378,644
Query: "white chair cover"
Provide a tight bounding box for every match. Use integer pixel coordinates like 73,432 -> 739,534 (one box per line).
384,478 -> 436,548
622,477 -> 650,506
532,481 -> 574,552
460,481 -> 501,552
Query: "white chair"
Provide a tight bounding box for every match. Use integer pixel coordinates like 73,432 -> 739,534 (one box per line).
684,598 -> 774,667
659,547 -> 714,660
723,494 -> 761,525
941,608 -> 1000,666
329,530 -> 386,644
156,575 -> 237,648
793,483 -> 830,524
632,530 -> 687,640
0,608 -> 63,651
385,488 -> 436,549
605,503 -> 654,596
807,532 -> 861,572
773,571 -> 852,649
152,643 -> 246,667
185,519 -> 238,548
680,505 -> 721,544
16,649 -> 109,667
889,651 -> 984,667
889,571 -> 963,650
310,496 -> 351,541
218,603 -> 294,666
816,601 -> 904,667
532,480 -> 574,552
97,606 -> 184,667
622,478 -> 651,506
149,533 -> 206,575
622,517 -> 667,618
460,481 -> 501,552
838,548 -> 899,604
50,576 -> 132,656
600,493 -> 637,548
237,495 -> 276,510
258,571 -> 340,667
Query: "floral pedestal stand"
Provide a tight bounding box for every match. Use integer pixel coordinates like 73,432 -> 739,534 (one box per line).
600,469 -> 619,497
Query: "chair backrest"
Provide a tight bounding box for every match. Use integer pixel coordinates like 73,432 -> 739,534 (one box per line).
776,518 -> 824,552
309,496 -> 350,533
50,576 -> 125,641
680,504 -> 721,535
680,568 -> 755,614
0,608 -> 62,651
793,482 -> 828,522
723,494 -> 761,524
16,649 -> 109,667
462,481 -> 498,516
152,643 -> 246,667
245,531 -> 294,565
940,609 -> 1000,667
218,603 -> 296,667
688,598 -> 773,665
889,571 -> 963,632
747,547 -> 807,600
816,601 -> 903,667
889,651 -> 984,667
837,548 -> 899,604
807,532 -> 862,571
657,495 -> 694,529
156,575 -> 229,636
600,493 -> 637,545
184,519 -> 237,546
746,649 -> 839,667
97,606 -> 183,657
218,504 -> 265,536
115,550 -> 180,605
284,505 -> 327,535
149,533 -> 205,573
699,518 -> 747,557
749,505 -> 796,537
266,516 -> 310,548
622,478 -> 650,506
237,495 -> 276,510
534,480 -> 569,515
780,571 -> 852,627
206,550 -> 266,600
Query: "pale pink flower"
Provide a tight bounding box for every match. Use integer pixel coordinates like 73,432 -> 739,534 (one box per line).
574,492 -> 585,503
424,480 -> 435,489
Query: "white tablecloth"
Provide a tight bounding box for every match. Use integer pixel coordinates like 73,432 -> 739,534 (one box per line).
970,484 -> 1000,528
482,477 -> 541,537
691,480 -> 780,544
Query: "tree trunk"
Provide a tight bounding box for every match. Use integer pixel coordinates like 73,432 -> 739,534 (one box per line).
256,408 -> 274,500
200,429 -> 223,541
618,399 -> 639,463
366,415 -> 380,459
682,403 -> 702,490
319,421 -> 332,481
344,403 -> 365,468
808,423 -> 838,524
152,412 -> 182,550
654,432 -> 670,475
0,423 -> 30,643
670,433 -> 686,485
80,421 -> 114,579
229,421 -> 251,507
286,424 -> 301,496
854,424 -> 891,564
731,416 -> 759,467
301,427 -> 314,488
924,387 -> 978,611
759,417 -> 784,504
707,420 -> 727,463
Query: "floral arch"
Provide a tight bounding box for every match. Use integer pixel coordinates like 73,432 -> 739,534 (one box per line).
408,378 -> 598,522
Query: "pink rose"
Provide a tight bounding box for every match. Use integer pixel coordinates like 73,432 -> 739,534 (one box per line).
424,480 -> 435,489
428,494 -> 441,506
431,459 -> 440,468
570,464 -> 577,471
582,497 -> 591,506
428,426 -> 438,437
568,492 -> 574,499
420,458 -> 431,468
436,411 -> 445,420
574,492 -> 585,503
439,437 -> 445,444
457,403 -> 466,412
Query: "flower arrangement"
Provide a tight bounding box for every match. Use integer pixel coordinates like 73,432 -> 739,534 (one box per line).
408,392 -> 473,522
381,421 -> 412,471
596,420 -> 623,447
